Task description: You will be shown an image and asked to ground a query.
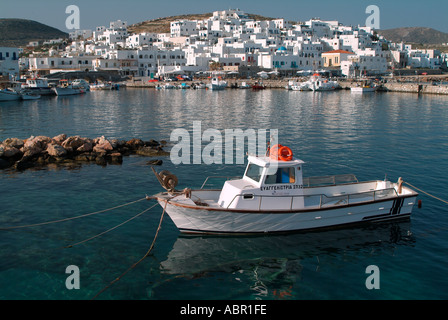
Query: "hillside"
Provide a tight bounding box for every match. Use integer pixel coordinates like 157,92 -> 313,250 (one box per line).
128,12 -> 276,34
377,27 -> 448,45
0,19 -> 68,47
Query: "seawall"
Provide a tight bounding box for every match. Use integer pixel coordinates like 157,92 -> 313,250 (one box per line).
126,77 -> 448,95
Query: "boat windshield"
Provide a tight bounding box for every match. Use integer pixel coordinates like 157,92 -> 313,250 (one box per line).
245,163 -> 263,182
265,167 -> 295,184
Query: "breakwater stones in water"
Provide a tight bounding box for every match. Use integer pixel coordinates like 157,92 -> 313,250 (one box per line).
0,134 -> 169,171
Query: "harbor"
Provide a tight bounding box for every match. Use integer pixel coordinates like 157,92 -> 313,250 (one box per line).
1,88 -> 448,299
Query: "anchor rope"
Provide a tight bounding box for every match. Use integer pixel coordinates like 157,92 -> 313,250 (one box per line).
404,181 -> 448,205
92,197 -> 171,300
0,197 -> 149,230
64,202 -> 159,248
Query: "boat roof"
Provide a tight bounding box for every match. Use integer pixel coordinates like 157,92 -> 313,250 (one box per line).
247,155 -> 305,167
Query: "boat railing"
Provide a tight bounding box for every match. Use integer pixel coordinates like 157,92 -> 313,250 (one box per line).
303,174 -> 359,187
200,176 -> 241,189
225,187 -> 398,211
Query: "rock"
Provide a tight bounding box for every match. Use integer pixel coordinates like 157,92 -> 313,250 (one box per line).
145,139 -> 160,147
52,134 -> 67,145
47,143 -> 68,157
24,136 -> 52,150
62,136 -> 86,150
2,146 -> 22,158
136,146 -> 170,157
126,138 -> 144,149
108,152 -> 123,164
77,142 -> 93,152
22,146 -> 43,158
95,136 -> 114,151
2,138 -> 24,149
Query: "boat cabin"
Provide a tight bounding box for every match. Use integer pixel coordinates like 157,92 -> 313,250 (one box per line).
218,154 -> 305,210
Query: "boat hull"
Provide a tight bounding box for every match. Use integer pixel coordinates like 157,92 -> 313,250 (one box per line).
351,87 -> 377,93
0,91 -> 21,101
157,192 -> 417,235
53,88 -> 85,96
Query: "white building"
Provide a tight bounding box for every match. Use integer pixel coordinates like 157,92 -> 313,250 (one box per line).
0,47 -> 20,78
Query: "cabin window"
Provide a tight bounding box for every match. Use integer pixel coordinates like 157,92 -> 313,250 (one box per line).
265,167 -> 296,184
245,164 -> 263,182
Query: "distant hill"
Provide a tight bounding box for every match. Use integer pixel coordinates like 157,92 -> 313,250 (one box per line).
128,12 -> 276,34
0,19 -> 68,47
377,27 -> 448,45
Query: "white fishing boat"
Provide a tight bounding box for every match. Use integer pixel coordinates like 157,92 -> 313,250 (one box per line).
351,81 -> 377,93
207,77 -> 227,90
154,145 -> 419,235
52,80 -> 86,96
71,79 -> 90,91
22,78 -> 54,96
291,82 -> 312,91
308,74 -> 340,91
0,89 -> 21,101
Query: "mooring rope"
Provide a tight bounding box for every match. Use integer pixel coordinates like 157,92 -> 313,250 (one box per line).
0,197 -> 149,230
404,181 -> 448,205
64,202 -> 159,248
92,197 -> 170,300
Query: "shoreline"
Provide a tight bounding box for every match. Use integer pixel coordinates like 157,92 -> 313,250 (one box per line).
125,77 -> 448,95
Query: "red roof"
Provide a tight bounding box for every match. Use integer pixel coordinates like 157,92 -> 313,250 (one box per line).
322,50 -> 355,54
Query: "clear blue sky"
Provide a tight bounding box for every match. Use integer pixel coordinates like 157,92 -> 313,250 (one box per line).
1,0 -> 447,32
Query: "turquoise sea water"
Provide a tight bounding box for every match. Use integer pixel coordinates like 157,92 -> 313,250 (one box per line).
1,88 -> 448,300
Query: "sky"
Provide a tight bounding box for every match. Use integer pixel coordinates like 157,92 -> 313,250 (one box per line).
1,0 -> 447,33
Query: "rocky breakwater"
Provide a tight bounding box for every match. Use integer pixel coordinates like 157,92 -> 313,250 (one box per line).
0,134 -> 169,171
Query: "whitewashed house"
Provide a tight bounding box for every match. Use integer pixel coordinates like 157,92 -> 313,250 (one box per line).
0,47 -> 20,78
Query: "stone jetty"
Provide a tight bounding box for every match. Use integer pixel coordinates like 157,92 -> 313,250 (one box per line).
0,134 -> 169,171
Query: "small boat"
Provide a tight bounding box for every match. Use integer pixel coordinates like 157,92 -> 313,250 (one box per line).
154,144 -> 419,235
239,82 -> 251,89
71,79 -> 90,91
53,80 -> 86,96
90,82 -> 112,90
252,82 -> 266,90
300,74 -> 340,91
0,89 -> 21,101
351,81 -> 377,93
207,77 -> 227,90
21,78 -> 54,96
192,82 -> 207,89
291,82 -> 312,91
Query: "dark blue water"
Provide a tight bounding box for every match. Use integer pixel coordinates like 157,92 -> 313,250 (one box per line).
1,88 -> 448,299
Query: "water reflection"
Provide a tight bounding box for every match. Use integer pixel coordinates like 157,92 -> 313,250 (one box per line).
158,221 -> 414,299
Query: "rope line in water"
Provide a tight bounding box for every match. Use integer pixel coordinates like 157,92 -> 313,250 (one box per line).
92,198 -> 169,300
64,202 -> 159,248
404,181 -> 448,205
0,197 -> 148,230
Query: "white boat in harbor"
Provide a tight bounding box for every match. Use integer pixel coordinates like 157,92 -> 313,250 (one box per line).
308,74 -> 340,91
22,78 -> 54,96
71,79 -> 90,91
0,89 -> 21,101
154,145 -> 418,235
207,77 -> 227,90
52,80 -> 86,96
351,81 -> 377,93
